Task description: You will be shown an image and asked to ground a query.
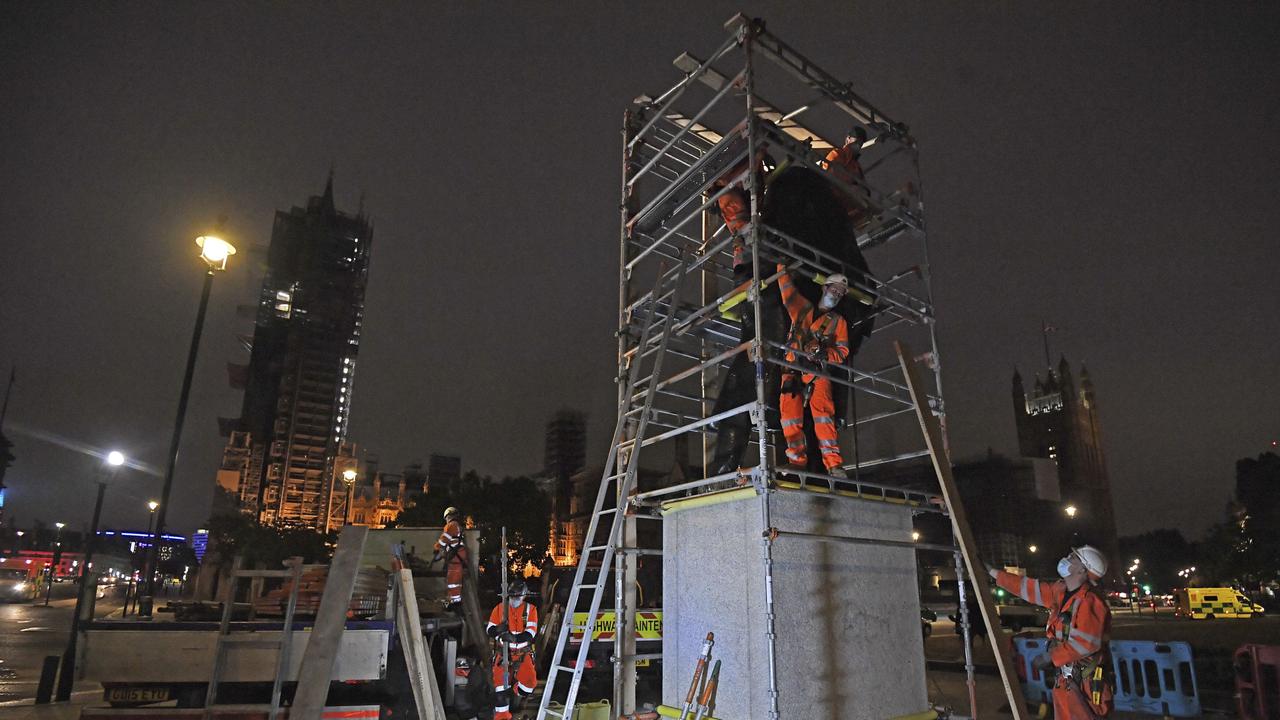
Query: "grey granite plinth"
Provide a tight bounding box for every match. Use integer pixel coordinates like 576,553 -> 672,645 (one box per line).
662,488 -> 928,720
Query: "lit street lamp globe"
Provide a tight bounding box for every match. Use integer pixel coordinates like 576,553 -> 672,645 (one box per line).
148,501 -> 159,512
342,469 -> 358,486
196,235 -> 237,271
1064,504 -> 1078,518
106,451 -> 125,467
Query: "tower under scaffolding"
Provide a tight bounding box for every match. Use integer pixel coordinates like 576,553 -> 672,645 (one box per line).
540,15 -> 982,720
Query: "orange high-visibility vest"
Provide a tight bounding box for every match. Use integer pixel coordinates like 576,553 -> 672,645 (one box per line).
995,570 -> 1110,668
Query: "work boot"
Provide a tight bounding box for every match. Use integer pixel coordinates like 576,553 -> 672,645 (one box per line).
827,466 -> 848,479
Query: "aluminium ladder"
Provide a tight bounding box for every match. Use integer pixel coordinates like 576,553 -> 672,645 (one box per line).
537,260 -> 689,720
202,556 -> 305,720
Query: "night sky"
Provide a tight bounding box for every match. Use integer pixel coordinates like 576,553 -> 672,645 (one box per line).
2,3 -> 1277,542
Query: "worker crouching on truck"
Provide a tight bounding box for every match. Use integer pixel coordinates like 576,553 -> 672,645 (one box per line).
487,580 -> 539,720
434,506 -> 468,608
988,545 -> 1114,719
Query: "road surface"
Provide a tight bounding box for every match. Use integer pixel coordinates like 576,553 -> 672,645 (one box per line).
0,583 -> 125,705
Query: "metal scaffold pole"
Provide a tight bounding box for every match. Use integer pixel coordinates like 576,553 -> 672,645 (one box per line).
540,15 -> 957,720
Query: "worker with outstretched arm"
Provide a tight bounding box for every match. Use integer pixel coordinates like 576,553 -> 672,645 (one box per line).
987,545 -> 1114,719
777,263 -> 851,477
487,580 -> 539,720
433,506 -> 468,608
823,125 -> 873,224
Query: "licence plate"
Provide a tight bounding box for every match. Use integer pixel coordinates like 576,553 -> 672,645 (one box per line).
106,687 -> 171,703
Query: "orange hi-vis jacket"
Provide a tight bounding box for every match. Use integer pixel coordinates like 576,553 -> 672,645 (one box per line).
995,570 -> 1110,669
435,519 -> 464,555
777,264 -> 850,379
822,144 -> 865,186
488,601 -> 539,651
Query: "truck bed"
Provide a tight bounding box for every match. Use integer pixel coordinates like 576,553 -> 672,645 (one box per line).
81,620 -> 394,684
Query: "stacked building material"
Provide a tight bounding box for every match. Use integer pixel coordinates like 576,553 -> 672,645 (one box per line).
253,566 -> 388,619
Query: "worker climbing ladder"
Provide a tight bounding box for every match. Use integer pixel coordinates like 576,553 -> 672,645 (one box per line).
540,15 -> 1023,720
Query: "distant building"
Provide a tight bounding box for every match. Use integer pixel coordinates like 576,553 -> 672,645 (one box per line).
544,410 -> 586,566
427,453 -> 462,490
1013,357 -> 1119,571
215,176 -> 373,529
345,461 -> 428,529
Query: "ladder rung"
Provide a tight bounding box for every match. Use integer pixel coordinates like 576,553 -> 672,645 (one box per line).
573,583 -> 600,590
544,709 -> 565,719
554,665 -> 577,674
584,545 -> 609,552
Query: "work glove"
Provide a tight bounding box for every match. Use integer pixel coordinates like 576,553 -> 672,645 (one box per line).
1032,653 -> 1055,672
486,625 -> 501,639
500,630 -> 517,643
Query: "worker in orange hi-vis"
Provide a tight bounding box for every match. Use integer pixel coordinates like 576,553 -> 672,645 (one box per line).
823,126 -> 868,186
776,263 -> 851,478
433,506 -> 468,608
712,151 -> 768,280
487,580 -> 539,720
988,545 -> 1114,719
823,126 -> 872,224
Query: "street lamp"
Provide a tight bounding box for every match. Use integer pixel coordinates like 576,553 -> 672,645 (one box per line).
1028,544 -> 1038,554
911,530 -> 921,542
58,450 -> 125,699
145,500 -> 159,541
342,469 -> 358,525
1065,504 -> 1078,519
140,228 -> 236,619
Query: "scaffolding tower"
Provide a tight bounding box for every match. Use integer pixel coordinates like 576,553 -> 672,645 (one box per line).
539,15 -> 980,720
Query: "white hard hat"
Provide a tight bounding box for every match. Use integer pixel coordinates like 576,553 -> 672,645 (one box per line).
443,506 -> 459,521
823,273 -> 849,291
1074,545 -> 1107,579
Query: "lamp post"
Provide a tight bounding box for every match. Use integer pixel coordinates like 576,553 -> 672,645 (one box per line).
45,522 -> 65,606
1064,504 -> 1078,519
57,451 -> 124,700
342,469 -> 358,525
139,232 -> 236,619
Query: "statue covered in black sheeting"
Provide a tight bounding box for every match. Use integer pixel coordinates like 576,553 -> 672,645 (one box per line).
706,166 -> 875,476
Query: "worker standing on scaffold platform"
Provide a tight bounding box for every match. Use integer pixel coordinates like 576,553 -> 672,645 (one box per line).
989,545 -> 1114,719
433,506 -> 468,608
777,263 -> 850,478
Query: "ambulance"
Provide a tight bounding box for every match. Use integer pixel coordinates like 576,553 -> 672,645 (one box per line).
1174,587 -> 1265,619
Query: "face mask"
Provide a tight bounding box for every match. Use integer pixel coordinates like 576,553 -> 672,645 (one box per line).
510,596 -> 524,607
819,293 -> 839,311
1057,557 -> 1073,578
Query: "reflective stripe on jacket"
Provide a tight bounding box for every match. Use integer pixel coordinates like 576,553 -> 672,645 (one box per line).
994,570 -> 1110,667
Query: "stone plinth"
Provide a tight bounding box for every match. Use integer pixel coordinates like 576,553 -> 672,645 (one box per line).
662,487 -> 928,720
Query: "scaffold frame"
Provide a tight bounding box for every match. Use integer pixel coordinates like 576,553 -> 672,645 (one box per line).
538,15 -> 978,720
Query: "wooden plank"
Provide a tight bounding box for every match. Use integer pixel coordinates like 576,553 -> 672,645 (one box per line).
397,568 -> 445,720
895,341 -> 1027,720
292,526 -> 369,718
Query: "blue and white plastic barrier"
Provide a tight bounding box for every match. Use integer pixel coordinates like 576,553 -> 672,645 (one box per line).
1012,638 -> 1201,717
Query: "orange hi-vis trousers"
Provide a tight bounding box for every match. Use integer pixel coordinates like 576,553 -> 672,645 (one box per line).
780,374 -> 842,470
492,651 -> 536,720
